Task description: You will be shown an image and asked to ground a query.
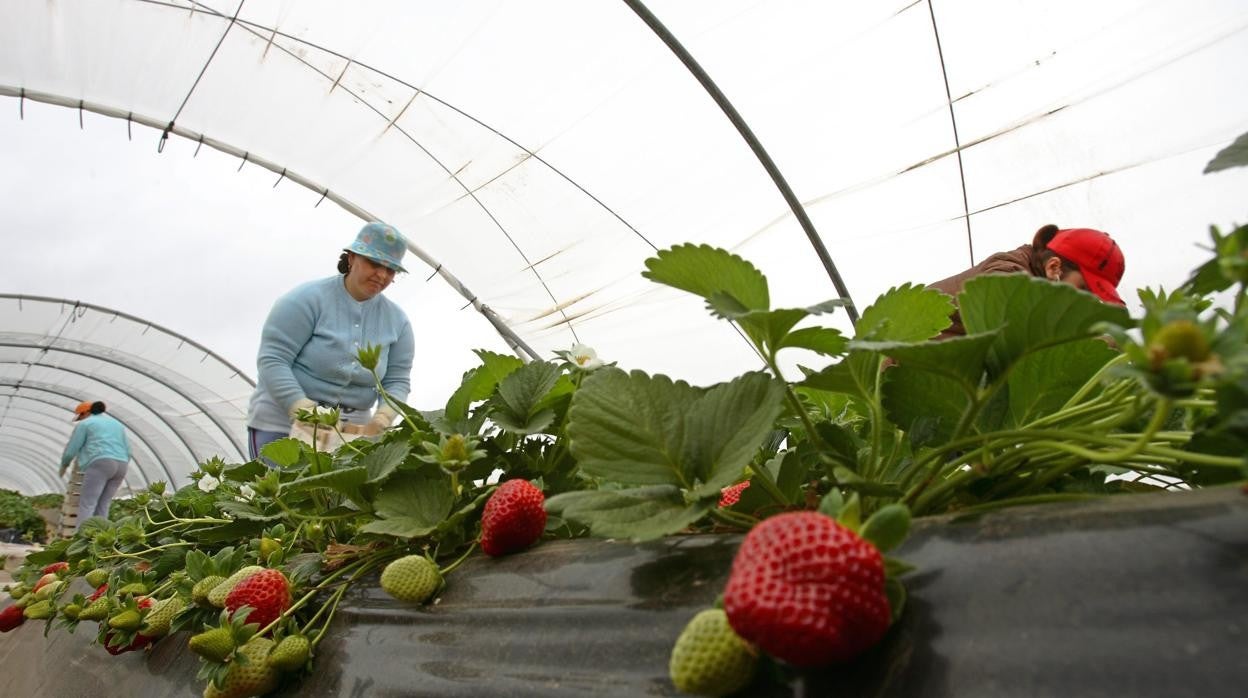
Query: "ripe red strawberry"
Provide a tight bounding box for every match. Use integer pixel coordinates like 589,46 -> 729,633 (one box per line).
41,561 -> 70,575
88,584 -> 109,602
0,604 -> 25,632
224,569 -> 291,629
723,511 -> 890,667
719,481 -> 751,508
480,479 -> 547,556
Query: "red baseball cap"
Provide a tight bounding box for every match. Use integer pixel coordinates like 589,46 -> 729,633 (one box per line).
1047,228 -> 1125,305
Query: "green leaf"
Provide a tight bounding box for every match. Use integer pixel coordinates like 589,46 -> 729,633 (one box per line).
495,361 -> 561,422
358,441 -> 412,484
567,368 -> 702,487
491,408 -> 557,436
444,349 -> 525,421
215,501 -> 282,522
284,467 -> 369,508
223,461 -> 268,483
190,520 -> 266,544
817,489 -> 845,518
854,330 -> 999,388
837,493 -> 862,530
1003,338 -> 1118,427
959,275 -> 1130,378
544,486 -> 712,541
366,471 -> 455,538
881,364 -> 973,445
859,504 -> 911,553
855,284 -> 954,342
832,466 -> 903,497
779,326 -> 847,356
643,244 -> 770,311
685,372 -> 786,498
885,577 -> 907,624
1204,129 -> 1248,173
800,351 -> 880,403
260,439 -> 303,468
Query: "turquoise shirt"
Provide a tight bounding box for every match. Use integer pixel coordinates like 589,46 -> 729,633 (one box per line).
61,413 -> 132,469
247,275 -> 415,433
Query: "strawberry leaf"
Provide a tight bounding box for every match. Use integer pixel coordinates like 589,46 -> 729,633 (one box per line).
444,349 -> 525,421
860,504 -> 911,553
544,486 -> 712,541
643,244 -> 770,312
960,274 -> 1129,379
567,368 -> 702,487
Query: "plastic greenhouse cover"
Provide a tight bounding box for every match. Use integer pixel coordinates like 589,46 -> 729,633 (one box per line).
1,1 -> 1247,491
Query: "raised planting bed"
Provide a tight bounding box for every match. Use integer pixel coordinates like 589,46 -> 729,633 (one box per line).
2,486 -> 1244,697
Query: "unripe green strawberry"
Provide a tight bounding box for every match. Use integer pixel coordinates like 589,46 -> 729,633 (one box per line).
204,638 -> 278,698
379,555 -> 442,604
188,627 -> 236,662
77,596 -> 111,621
85,568 -> 109,588
108,608 -> 143,631
1150,319 -> 1210,365
208,566 -> 263,608
34,580 -> 64,600
115,582 -> 148,597
14,595 -> 31,609
258,537 -> 281,561
192,575 -> 227,606
32,573 -> 58,593
61,603 -> 83,620
23,599 -> 55,620
7,583 -> 29,600
266,634 -> 311,671
141,597 -> 186,637
669,609 -> 757,696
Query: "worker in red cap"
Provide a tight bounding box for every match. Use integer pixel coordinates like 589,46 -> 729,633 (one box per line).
927,225 -> 1126,339
60,400 -> 132,529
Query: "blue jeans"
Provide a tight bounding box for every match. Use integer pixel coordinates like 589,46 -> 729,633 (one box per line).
77,458 -> 127,529
248,427 -> 289,468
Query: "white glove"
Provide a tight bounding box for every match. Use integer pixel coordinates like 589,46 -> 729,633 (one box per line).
346,406 -> 399,437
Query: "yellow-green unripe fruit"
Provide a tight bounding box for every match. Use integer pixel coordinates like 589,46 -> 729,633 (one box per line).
85,569 -> 109,588
1150,320 -> 1210,366
208,566 -> 263,608
266,634 -> 311,671
23,600 -> 55,620
192,575 -> 226,606
142,597 -> 187,637
669,609 -> 758,696
203,638 -> 278,698
379,555 -> 442,604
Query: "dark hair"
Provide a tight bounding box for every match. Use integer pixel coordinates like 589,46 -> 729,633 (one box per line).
337,252 -> 351,275
1032,224 -> 1079,275
90,401 -> 106,415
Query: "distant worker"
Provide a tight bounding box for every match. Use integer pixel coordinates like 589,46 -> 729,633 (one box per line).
245,222 -> 415,461
928,225 -> 1125,339
60,400 -> 131,528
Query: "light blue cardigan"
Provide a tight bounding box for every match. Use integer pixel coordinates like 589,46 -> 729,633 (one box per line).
247,275 -> 414,432
61,413 -> 131,469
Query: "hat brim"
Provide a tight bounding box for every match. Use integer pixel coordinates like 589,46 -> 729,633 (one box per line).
344,247 -> 407,274
1084,272 -> 1124,305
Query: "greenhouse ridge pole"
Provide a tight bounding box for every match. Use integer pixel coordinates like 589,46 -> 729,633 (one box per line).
622,0 -> 859,323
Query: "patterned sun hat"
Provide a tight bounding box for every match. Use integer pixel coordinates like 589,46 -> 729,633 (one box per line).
344,222 -> 408,272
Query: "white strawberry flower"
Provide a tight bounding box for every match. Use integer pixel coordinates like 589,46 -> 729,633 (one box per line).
569,343 -> 603,371
197,474 -> 220,493
237,484 -> 256,501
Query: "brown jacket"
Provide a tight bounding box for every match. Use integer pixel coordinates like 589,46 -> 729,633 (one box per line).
927,245 -> 1043,339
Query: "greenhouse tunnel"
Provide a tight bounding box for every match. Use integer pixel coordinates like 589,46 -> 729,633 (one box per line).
1,1 -> 1246,477
0,295 -> 253,494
